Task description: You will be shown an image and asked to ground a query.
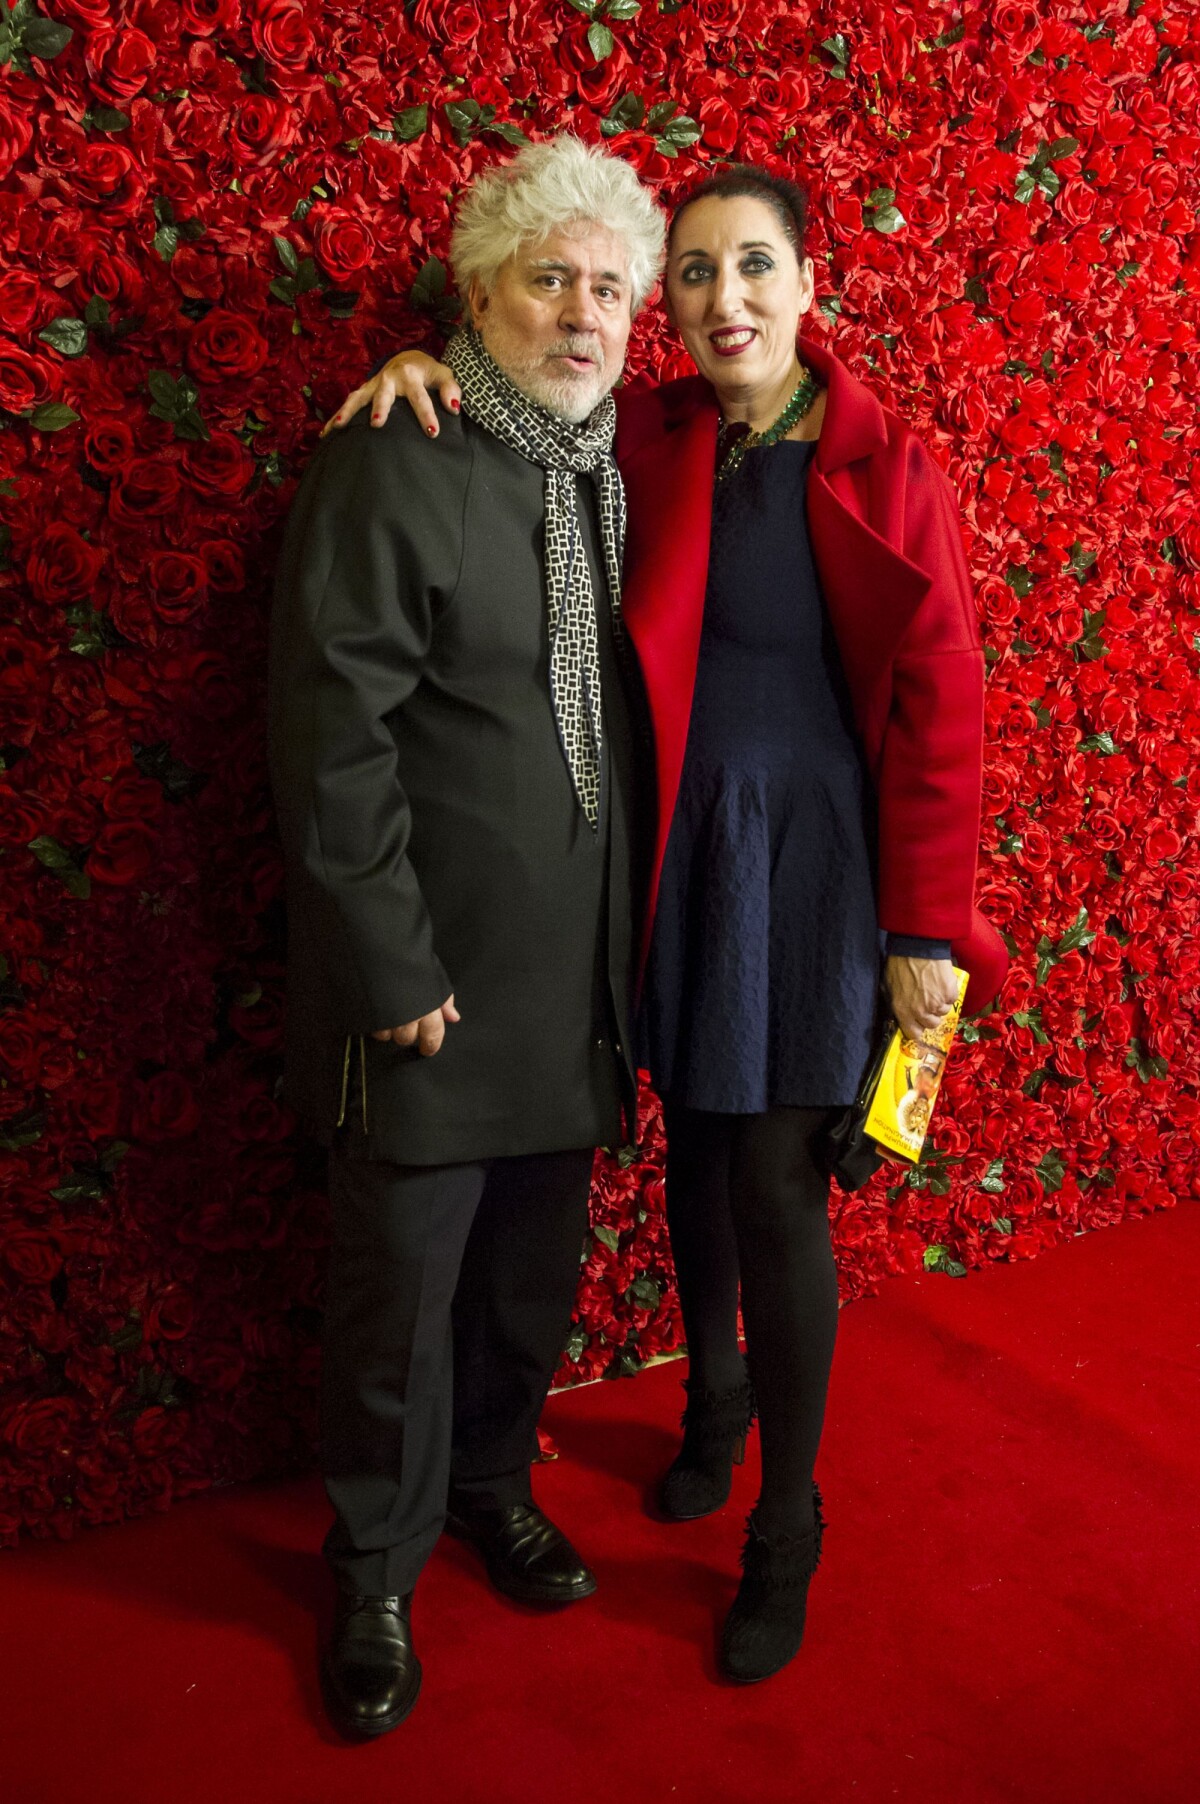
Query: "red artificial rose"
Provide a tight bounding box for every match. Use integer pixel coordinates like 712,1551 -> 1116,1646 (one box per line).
72,143 -> 145,222
0,272 -> 41,333
179,0 -> 242,33
197,538 -> 245,592
109,458 -> 181,525
24,524 -> 105,604
250,0 -> 314,69
0,98 -> 33,182
186,310 -> 269,384
0,344 -> 55,414
183,431 -> 254,498
87,820 -> 159,886
229,95 -> 298,168
83,416 -> 135,475
1,1230 -> 62,1284
311,209 -> 375,286
85,27 -> 158,105
148,551 -> 208,623
0,1395 -> 81,1454
132,1071 -> 202,1142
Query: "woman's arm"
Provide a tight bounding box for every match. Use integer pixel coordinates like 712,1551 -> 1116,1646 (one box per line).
321,352 -> 462,440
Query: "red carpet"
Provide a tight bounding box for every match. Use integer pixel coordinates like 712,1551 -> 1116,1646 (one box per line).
3,1205 -> 1197,1804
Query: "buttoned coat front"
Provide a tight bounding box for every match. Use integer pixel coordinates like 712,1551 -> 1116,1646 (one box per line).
613,335 -> 1008,1016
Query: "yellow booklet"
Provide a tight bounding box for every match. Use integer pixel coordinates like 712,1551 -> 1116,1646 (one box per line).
863,966 -> 970,1163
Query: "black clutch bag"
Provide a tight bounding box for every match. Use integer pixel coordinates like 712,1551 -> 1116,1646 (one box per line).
815,1006 -> 896,1193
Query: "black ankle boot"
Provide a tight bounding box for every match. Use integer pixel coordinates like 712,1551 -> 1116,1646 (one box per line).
658,1368 -> 756,1521
719,1483 -> 825,1684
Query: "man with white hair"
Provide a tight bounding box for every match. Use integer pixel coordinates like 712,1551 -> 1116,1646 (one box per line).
268,137 -> 664,1738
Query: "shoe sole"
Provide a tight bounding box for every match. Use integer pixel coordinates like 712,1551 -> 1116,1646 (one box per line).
444,1514 -> 598,1608
320,1654 -> 423,1739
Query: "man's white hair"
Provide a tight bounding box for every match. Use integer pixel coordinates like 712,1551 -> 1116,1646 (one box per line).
450,134 -> 666,314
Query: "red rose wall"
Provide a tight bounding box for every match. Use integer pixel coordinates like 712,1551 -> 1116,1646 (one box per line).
1,0 -> 1198,1545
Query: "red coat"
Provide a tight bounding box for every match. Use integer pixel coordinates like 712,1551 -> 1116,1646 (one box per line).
614,335 -> 1008,1016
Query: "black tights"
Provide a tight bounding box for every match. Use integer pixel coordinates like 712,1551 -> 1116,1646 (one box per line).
662,1100 -> 839,1538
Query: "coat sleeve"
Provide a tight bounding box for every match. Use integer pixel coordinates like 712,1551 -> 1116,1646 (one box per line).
267,418 -> 459,1033
874,448 -> 986,942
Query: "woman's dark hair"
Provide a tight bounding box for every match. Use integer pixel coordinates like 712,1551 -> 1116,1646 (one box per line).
668,165 -> 810,264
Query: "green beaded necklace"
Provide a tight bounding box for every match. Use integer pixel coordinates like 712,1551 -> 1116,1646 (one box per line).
715,365 -> 823,482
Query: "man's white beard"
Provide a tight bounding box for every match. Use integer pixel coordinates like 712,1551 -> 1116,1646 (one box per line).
482,329 -> 617,424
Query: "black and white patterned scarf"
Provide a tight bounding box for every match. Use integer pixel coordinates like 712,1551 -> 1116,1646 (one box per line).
444,326 -> 625,830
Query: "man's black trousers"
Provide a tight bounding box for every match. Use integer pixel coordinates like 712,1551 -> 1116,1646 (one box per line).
320,1139 -> 595,1597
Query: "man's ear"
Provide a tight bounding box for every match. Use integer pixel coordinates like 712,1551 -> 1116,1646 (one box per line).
466,275 -> 489,330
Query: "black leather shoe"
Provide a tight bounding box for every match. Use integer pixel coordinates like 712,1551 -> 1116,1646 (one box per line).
445,1497 -> 597,1606
321,1592 -> 421,1738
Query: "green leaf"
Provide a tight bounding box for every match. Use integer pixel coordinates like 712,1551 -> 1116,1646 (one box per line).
1080,732 -> 1116,755
1115,261 -> 1141,286
564,1326 -> 589,1363
84,297 -> 111,329
30,402 -> 80,431
592,1223 -> 619,1253
870,204 -> 906,234
0,1106 -> 47,1151
445,98 -> 481,145
85,106 -> 130,133
817,294 -> 842,320
273,235 -> 299,276
37,316 -> 88,358
1055,908 -> 1095,956
410,256 -> 448,310
821,33 -> 850,69
626,1276 -> 661,1308
1005,563 -> 1034,597
1047,136 -> 1079,160
147,369 -> 179,408
29,834 -> 90,897
1125,1039 -> 1168,1084
990,1216 -> 1013,1235
393,104 -> 428,142
601,91 -> 646,136
566,0 -> 596,13
606,0 -> 642,16
588,19 -> 614,60
1035,1149 -> 1066,1194
487,120 -> 530,147
51,1172 -> 106,1205
923,1244 -> 967,1278
23,18 -> 74,59
659,111 -> 701,151
930,20 -> 966,48
982,1160 -> 1007,1195
154,224 -> 180,263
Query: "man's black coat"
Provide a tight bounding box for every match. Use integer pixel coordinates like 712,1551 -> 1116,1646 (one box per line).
267,406 -> 641,1166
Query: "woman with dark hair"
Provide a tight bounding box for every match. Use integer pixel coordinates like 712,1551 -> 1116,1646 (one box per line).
325,161 -> 1007,1684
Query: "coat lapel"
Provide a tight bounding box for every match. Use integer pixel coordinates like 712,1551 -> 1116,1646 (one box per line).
801,337 -> 934,751
619,398 -> 719,915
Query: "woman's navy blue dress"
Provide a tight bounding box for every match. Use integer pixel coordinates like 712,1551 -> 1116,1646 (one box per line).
640,438 -> 884,1114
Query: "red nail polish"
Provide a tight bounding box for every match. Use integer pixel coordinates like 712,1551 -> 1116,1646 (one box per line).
451,399 -> 460,412
427,426 -> 437,436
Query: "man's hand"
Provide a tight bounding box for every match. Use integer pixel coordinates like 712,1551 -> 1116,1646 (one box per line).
371,994 -> 461,1057
884,957 -> 959,1046
321,353 -> 462,440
